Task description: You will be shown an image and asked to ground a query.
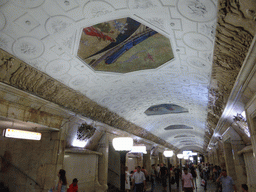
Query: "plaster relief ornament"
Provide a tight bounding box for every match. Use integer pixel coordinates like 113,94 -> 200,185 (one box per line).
55,0 -> 79,12
46,59 -> 70,76
68,75 -> 89,89
148,17 -> 165,29
129,0 -> 156,9
199,23 -> 216,39
77,123 -> 96,141
190,73 -> 208,84
183,32 -> 212,51
187,56 -> 210,69
83,1 -> 114,19
0,12 -> 6,31
45,16 -> 74,34
0,33 -> 14,53
12,37 -> 45,60
11,0 -> 45,8
177,0 -> 216,22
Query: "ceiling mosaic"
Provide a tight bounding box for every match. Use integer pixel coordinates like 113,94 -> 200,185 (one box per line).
78,17 -> 174,73
0,0 -> 218,151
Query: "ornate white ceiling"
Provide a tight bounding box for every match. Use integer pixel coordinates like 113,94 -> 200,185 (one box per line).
0,0 -> 217,151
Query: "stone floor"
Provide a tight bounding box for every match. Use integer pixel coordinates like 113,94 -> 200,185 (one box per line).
147,176 -> 218,192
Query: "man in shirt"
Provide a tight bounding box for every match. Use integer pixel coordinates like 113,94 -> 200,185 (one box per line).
159,163 -> 168,191
132,166 -> 146,192
216,169 -> 237,192
182,167 -> 194,192
173,165 -> 181,188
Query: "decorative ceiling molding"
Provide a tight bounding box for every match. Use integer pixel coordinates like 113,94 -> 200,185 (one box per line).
0,49 -> 177,150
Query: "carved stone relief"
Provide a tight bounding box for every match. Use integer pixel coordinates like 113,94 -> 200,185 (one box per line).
205,0 -> 256,148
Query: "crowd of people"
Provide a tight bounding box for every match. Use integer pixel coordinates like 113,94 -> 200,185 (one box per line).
125,162 -> 249,192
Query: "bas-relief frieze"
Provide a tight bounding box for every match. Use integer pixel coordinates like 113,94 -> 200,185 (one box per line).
205,0 -> 256,148
0,49 -> 177,151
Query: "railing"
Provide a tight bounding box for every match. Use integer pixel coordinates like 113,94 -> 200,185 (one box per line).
0,155 -> 41,188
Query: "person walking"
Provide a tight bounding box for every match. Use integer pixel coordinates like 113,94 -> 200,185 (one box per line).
132,166 -> 146,192
190,164 -> 197,189
150,164 -> 157,192
159,163 -> 168,191
125,166 -> 131,192
182,167 -> 195,192
174,164 -> 181,188
49,169 -> 67,192
216,169 -> 237,192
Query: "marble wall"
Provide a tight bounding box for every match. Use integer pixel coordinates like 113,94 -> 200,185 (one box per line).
63,153 -> 98,192
0,132 -> 64,192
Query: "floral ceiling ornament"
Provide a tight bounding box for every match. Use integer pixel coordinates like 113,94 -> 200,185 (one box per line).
77,122 -> 96,141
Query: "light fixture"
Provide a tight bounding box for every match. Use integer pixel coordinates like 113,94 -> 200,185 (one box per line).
184,156 -> 189,160
189,157 -> 193,161
177,154 -> 183,159
163,150 -> 174,157
130,146 -> 147,154
112,137 -> 133,151
4,128 -> 41,140
191,152 -> 198,156
72,139 -> 88,148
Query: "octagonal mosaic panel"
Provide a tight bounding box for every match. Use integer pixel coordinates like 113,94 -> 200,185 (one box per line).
77,17 -> 174,73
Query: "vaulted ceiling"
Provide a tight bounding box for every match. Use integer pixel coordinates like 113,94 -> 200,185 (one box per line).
0,0 -> 256,153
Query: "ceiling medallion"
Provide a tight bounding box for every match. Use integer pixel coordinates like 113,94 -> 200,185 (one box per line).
12,37 -> 45,60
77,123 -> 96,141
177,0 -> 216,22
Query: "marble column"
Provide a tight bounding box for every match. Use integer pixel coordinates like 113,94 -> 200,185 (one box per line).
137,153 -> 143,167
143,150 -> 151,175
155,156 -> 159,166
95,133 -> 109,192
231,140 -> 247,189
159,152 -> 163,164
223,141 -> 237,182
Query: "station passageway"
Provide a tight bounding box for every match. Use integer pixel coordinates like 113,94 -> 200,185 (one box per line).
1,0 -> 256,191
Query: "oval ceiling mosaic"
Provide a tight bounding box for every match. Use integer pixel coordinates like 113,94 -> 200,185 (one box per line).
144,104 -> 188,116
164,125 -> 193,130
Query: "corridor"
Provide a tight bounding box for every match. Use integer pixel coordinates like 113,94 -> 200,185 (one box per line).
1,0 -> 256,191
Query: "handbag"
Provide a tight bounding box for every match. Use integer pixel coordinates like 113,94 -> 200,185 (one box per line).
201,179 -> 205,186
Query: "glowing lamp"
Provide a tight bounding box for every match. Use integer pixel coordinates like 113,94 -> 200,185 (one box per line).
184,156 -> 189,160
189,157 -> 193,161
4,128 -> 41,140
177,154 -> 183,159
163,150 -> 174,157
112,137 -> 133,151
72,139 -> 87,148
130,146 -> 147,154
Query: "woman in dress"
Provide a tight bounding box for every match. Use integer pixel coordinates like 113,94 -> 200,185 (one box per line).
125,166 -> 131,192
50,169 -> 67,192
